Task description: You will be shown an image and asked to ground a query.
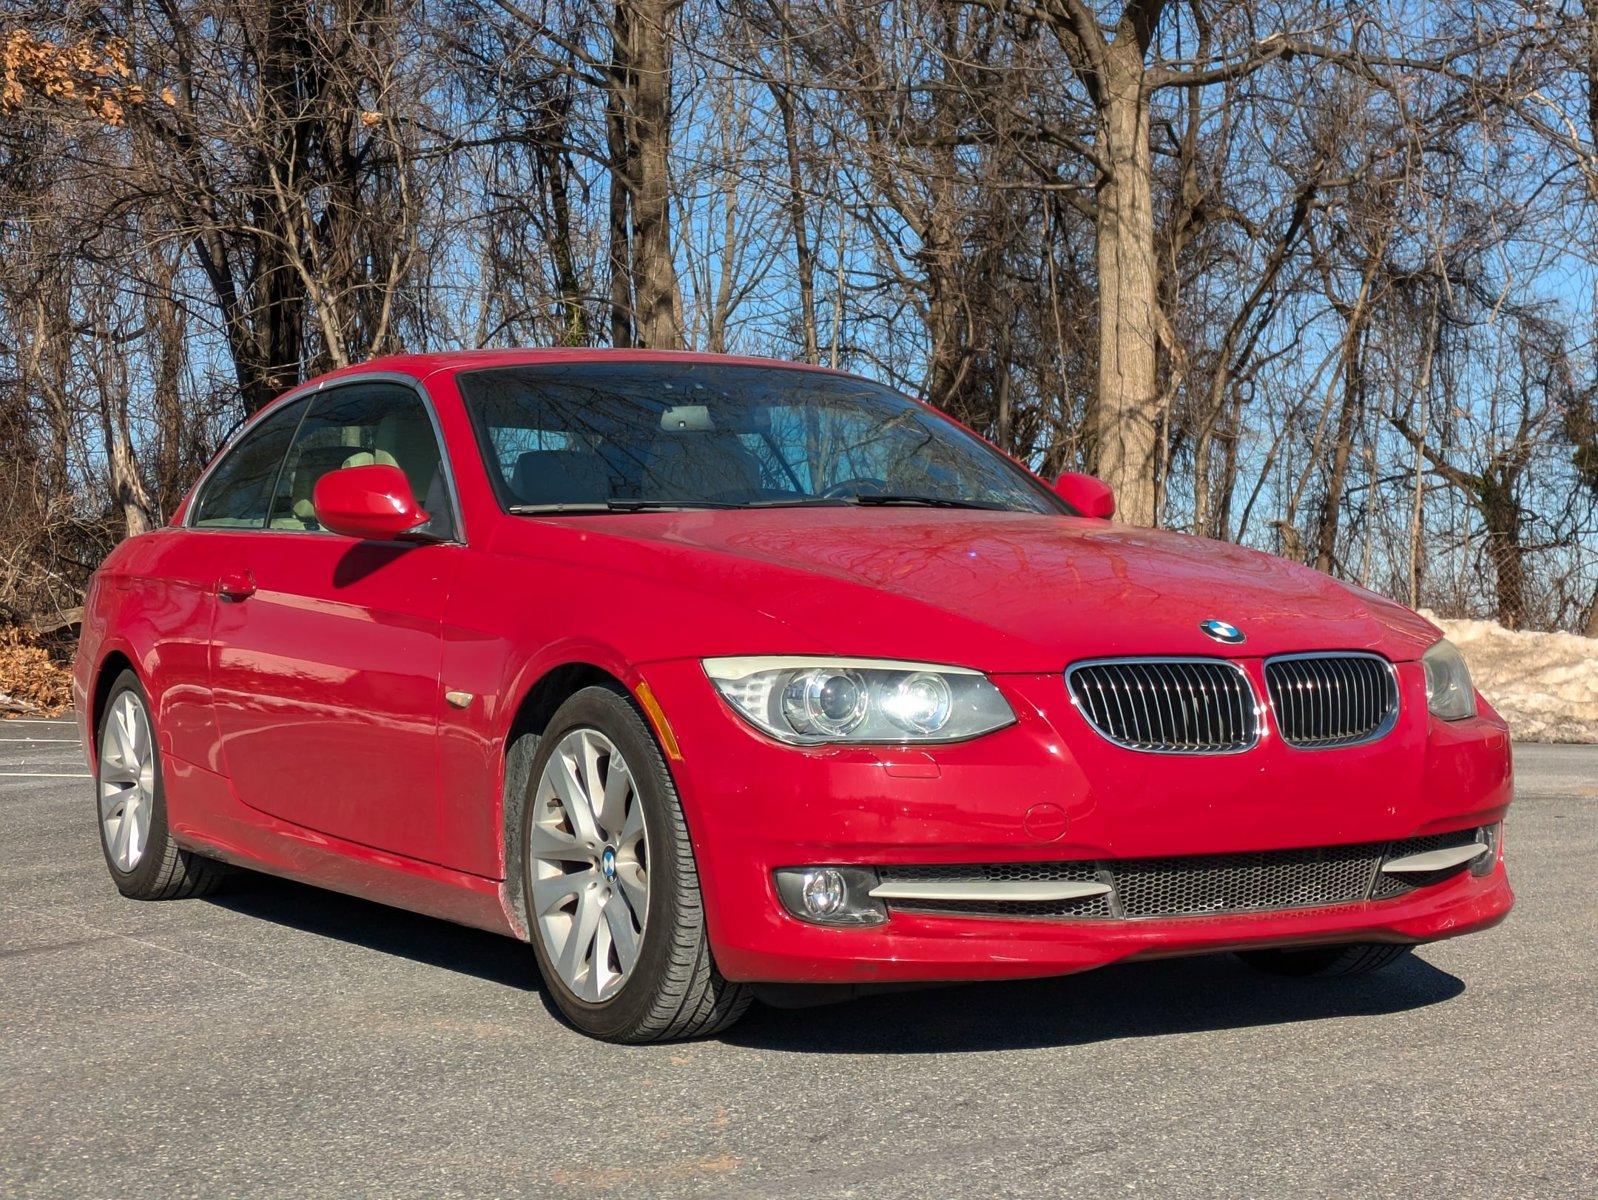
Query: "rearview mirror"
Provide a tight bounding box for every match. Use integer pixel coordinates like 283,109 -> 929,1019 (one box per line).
313,464 -> 432,541
1053,471 -> 1115,520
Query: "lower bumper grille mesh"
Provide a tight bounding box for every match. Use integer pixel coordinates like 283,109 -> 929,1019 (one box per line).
879,828 -> 1483,921
1113,844 -> 1380,918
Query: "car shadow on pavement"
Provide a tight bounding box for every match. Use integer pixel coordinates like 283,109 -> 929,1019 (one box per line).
726,953 -> 1465,1054
204,873 -> 1464,1053
204,872 -> 542,992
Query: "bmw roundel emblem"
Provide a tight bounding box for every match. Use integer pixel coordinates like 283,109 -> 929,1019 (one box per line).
1199,619 -> 1245,645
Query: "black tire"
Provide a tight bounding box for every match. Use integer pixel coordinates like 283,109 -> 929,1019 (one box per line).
1237,943 -> 1415,978
520,685 -> 751,1042
95,670 -> 226,900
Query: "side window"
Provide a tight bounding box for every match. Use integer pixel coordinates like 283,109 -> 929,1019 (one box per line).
268,383 -> 455,539
190,398 -> 310,529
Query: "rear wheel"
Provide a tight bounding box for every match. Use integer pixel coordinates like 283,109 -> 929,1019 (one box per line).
1237,943 -> 1414,978
521,685 -> 750,1042
96,670 -> 226,900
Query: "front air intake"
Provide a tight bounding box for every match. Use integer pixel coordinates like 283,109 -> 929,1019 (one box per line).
876,827 -> 1487,921
1264,652 -> 1399,749
1066,659 -> 1257,754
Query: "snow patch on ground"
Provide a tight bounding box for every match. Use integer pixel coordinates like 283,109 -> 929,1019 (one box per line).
1422,611 -> 1598,743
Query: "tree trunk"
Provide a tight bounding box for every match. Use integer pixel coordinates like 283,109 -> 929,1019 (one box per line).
250,0 -> 315,406
1092,47 -> 1160,527
627,0 -> 683,348
605,10 -> 635,349
1480,476 -> 1526,629
770,61 -> 818,363
995,356 -> 1013,454
543,140 -> 587,346
109,435 -> 157,538
1314,318 -> 1366,574
97,372 -> 156,538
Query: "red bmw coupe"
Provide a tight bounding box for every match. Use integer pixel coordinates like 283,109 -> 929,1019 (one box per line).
73,351 -> 1513,1041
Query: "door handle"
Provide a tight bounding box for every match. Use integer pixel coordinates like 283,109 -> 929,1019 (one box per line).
216,570 -> 256,601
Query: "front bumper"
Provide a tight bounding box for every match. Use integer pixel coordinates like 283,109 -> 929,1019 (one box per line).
638,658 -> 1515,985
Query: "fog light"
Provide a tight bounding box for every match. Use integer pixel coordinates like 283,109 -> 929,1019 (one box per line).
774,866 -> 886,926
803,869 -> 846,915
1471,823 -> 1501,877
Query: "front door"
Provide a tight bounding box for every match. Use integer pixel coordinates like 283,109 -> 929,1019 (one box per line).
201,380 -> 463,863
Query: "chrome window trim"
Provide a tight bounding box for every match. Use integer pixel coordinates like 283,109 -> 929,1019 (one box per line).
184,371 -> 468,545
1262,650 -> 1401,750
1063,656 -> 1263,756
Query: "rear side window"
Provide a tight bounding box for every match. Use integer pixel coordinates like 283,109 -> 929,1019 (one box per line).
190,399 -> 309,528
268,383 -> 454,539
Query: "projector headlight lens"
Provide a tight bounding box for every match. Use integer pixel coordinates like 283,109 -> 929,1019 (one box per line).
704,657 -> 1015,745
1422,638 -> 1477,721
781,668 -> 869,737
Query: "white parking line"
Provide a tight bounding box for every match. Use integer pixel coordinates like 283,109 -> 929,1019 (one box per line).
0,772 -> 90,778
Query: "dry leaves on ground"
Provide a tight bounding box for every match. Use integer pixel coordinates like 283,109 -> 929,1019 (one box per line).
0,626 -> 73,716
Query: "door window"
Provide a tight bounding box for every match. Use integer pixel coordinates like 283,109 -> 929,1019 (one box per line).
268,383 -> 456,539
190,398 -> 310,528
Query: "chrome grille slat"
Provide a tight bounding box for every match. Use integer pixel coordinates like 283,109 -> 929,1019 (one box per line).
1335,657 -> 1357,739
1265,652 -> 1398,749
1066,659 -> 1257,754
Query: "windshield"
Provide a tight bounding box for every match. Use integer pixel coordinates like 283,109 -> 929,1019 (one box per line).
457,362 -> 1062,515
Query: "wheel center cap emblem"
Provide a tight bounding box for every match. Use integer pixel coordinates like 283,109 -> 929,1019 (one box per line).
1199,619 -> 1245,645
600,847 -> 618,880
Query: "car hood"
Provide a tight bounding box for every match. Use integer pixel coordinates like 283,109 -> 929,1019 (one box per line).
522,508 -> 1442,671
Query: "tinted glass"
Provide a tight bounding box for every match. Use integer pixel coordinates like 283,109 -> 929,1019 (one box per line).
190,398 -> 309,529
269,383 -> 454,538
458,363 -> 1059,514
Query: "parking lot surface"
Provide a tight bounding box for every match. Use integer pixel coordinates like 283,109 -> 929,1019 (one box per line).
2,718 -> 1594,1198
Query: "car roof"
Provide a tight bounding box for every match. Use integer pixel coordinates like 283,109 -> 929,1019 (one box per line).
313,348 -> 859,387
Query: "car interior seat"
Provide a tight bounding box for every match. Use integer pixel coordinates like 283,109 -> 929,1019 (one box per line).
512,449 -> 610,505
641,432 -> 762,502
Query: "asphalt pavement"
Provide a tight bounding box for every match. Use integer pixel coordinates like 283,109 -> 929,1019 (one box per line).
2,716 -> 1593,1198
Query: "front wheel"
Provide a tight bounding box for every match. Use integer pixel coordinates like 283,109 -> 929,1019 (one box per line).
1237,943 -> 1414,978
521,685 -> 750,1042
96,670 -> 226,900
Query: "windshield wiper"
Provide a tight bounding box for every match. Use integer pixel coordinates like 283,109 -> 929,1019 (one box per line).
507,499 -> 742,514
844,494 -> 1013,511
741,496 -> 854,509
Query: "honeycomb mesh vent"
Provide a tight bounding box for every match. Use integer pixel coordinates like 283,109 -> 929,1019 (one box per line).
1111,844 -> 1379,918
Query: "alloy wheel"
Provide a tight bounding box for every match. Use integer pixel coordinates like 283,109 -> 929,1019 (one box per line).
99,690 -> 155,872
529,728 -> 649,1002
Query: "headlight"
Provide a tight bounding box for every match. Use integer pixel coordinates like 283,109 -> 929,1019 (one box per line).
703,657 -> 1015,745
1422,639 -> 1477,721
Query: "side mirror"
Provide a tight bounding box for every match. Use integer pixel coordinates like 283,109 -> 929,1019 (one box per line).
1053,471 -> 1115,520
313,464 -> 432,541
